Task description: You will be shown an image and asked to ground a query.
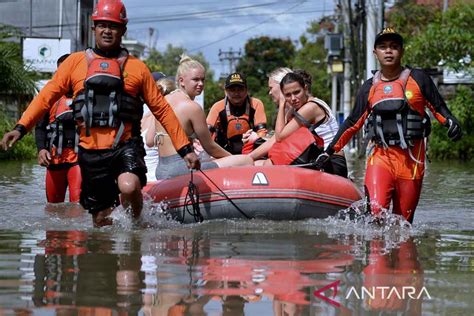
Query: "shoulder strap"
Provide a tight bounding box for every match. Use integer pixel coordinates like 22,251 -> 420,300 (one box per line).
84,47 -> 129,70
224,96 -> 231,119
292,106 -> 326,130
372,68 -> 411,88
117,48 -> 129,71
372,70 -> 382,86
246,96 -> 254,127
292,109 -> 311,128
398,68 -> 411,89
245,96 -> 250,117
85,48 -> 95,66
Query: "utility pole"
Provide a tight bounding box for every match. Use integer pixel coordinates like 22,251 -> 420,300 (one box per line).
332,16 -> 340,117
29,0 -> 33,36
59,0 -> 64,38
366,0 -> 382,79
218,48 -> 242,78
341,0 -> 352,120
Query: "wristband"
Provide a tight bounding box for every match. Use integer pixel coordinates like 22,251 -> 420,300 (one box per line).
177,143 -> 194,158
14,124 -> 27,139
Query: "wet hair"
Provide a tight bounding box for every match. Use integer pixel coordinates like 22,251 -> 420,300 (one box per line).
156,77 -> 176,96
279,72 -> 306,90
56,53 -> 70,67
268,67 -> 292,84
293,69 -> 312,90
176,54 -> 205,86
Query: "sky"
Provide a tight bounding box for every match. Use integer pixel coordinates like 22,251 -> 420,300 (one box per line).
122,0 -> 336,79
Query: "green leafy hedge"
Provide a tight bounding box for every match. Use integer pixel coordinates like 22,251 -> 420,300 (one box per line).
0,112 -> 37,160
428,85 -> 473,161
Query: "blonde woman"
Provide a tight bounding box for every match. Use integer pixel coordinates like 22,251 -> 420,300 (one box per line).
152,55 -> 252,180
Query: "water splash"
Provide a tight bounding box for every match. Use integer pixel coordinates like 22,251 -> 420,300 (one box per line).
107,194 -> 184,231
302,199 -> 420,255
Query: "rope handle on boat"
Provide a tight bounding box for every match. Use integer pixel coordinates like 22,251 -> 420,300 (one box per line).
183,169 -> 204,223
290,161 -> 322,169
199,170 -> 251,219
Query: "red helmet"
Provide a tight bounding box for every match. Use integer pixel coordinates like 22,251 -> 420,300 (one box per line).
92,0 -> 128,25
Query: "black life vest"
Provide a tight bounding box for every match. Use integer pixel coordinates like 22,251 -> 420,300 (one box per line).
72,48 -> 143,148
216,96 -> 255,154
46,97 -> 78,156
365,68 -> 431,149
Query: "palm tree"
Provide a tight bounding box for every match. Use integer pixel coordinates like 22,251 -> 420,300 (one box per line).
0,24 -> 36,96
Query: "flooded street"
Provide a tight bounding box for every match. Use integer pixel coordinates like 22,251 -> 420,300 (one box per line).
0,159 -> 473,315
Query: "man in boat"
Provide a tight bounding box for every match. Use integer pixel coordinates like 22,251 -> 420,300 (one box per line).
313,28 -> 462,223
0,0 -> 199,227
207,72 -> 267,154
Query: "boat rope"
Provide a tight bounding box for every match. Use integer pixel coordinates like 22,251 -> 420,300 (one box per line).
182,170 -> 204,223
199,170 -> 251,219
290,162 -> 318,168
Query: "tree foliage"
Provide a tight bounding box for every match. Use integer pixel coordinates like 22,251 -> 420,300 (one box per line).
0,111 -> 36,160
387,3 -> 474,71
386,1 -> 439,38
0,24 -> 36,96
144,44 -> 214,80
428,85 -> 473,160
144,44 -> 223,111
293,21 -> 331,103
237,36 -> 296,92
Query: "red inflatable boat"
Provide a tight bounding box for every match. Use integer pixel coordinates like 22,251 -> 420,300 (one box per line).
143,166 -> 362,223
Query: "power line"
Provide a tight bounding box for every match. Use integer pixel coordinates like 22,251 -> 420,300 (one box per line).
28,8 -> 332,30
129,2 -> 297,23
189,1 -> 307,52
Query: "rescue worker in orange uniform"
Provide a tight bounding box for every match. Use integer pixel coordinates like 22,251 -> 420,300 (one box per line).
35,54 -> 81,203
1,0 -> 199,227
313,28 -> 462,223
207,72 -> 267,154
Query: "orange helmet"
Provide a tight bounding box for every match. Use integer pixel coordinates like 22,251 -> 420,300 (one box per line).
92,0 -> 128,25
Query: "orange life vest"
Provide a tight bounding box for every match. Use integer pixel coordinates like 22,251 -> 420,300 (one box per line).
365,69 -> 430,149
73,48 -> 142,148
223,96 -> 252,140
46,96 -> 78,156
269,110 -> 325,165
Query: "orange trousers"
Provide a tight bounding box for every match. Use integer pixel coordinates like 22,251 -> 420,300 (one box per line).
45,164 -> 82,203
364,144 -> 425,223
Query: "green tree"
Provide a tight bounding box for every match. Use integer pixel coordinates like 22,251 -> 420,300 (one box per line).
293,21 -> 331,103
0,24 -> 37,160
386,1 -> 439,38
143,44 -> 221,110
428,85 -> 473,161
235,36 -> 295,127
237,36 -> 296,92
387,3 -> 474,71
0,111 -> 36,160
0,24 -> 36,96
203,79 -> 224,113
144,44 -> 214,80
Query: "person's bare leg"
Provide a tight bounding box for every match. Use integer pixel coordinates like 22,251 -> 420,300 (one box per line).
118,172 -> 143,219
92,207 -> 114,227
215,154 -> 253,168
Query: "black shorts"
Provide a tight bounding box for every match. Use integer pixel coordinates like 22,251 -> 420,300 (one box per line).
330,154 -> 348,178
78,137 -> 147,214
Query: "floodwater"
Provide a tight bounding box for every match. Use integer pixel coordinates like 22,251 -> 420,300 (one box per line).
0,159 -> 473,315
